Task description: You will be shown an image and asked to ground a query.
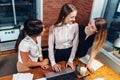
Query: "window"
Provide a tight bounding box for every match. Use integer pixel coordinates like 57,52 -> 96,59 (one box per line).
114,1 -> 120,18
0,0 -> 43,41
0,0 -> 14,27
0,0 -> 37,42
0,0 -> 42,29
15,0 -> 36,24
104,0 -> 120,43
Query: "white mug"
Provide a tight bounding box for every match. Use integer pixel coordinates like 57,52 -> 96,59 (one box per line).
80,67 -> 87,76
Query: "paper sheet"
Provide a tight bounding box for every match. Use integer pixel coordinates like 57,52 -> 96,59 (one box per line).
93,77 -> 104,80
36,77 -> 47,80
12,73 -> 34,80
79,55 -> 103,71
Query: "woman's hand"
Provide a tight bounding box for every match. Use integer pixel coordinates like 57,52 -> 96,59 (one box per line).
52,64 -> 61,72
66,62 -> 75,71
39,57 -> 43,61
41,64 -> 49,69
86,63 -> 94,73
40,58 -> 49,69
40,58 -> 49,66
43,59 -> 49,65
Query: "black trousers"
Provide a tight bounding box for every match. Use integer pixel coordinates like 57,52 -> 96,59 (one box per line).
54,47 -> 72,62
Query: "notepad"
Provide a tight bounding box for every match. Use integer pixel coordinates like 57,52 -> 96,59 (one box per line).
12,73 -> 34,80
79,55 -> 103,71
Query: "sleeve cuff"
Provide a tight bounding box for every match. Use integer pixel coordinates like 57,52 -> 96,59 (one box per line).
68,58 -> 73,63
51,61 -> 56,66
39,54 -> 42,57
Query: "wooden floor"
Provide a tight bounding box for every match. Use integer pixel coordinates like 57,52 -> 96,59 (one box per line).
0,27 -> 120,80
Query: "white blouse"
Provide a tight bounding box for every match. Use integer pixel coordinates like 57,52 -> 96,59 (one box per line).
48,23 -> 79,66
18,36 -> 42,63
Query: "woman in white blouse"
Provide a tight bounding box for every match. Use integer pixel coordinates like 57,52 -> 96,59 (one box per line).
48,3 -> 79,72
15,19 -> 49,72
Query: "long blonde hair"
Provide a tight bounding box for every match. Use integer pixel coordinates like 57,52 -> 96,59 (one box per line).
91,18 -> 107,55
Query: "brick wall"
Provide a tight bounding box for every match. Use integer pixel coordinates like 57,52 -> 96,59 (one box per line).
72,0 -> 93,25
43,0 -> 93,27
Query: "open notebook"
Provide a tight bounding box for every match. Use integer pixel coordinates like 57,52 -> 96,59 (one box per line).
79,55 -> 103,71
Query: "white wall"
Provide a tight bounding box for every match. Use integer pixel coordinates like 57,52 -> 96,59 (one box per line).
90,0 -> 108,21
36,0 -> 43,20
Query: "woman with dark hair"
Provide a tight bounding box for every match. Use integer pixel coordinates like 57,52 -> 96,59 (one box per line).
15,18 -> 49,72
76,18 -> 107,73
48,3 -> 79,72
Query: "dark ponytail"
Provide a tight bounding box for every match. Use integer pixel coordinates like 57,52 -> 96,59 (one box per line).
15,18 -> 44,52
15,29 -> 26,52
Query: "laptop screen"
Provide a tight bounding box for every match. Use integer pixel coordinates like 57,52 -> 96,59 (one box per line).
0,29 -> 20,42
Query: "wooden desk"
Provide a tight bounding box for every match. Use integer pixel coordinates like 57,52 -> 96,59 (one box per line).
0,58 -> 120,80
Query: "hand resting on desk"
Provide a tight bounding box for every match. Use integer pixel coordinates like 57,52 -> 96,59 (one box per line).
52,62 -> 75,72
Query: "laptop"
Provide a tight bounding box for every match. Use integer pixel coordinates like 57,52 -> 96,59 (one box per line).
44,68 -> 78,80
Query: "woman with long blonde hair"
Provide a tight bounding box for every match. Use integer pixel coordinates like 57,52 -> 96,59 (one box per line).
76,18 -> 107,73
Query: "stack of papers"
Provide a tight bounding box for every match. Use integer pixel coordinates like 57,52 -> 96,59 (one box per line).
79,55 -> 103,71
12,73 -> 34,80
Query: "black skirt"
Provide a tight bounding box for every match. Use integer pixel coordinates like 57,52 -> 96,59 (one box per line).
54,47 -> 72,62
